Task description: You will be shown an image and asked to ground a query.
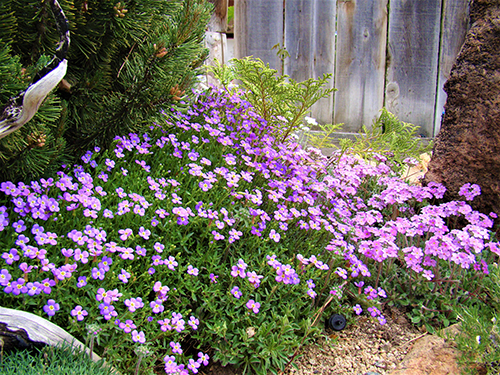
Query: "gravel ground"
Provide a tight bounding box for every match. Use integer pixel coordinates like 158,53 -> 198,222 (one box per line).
204,307 -> 422,375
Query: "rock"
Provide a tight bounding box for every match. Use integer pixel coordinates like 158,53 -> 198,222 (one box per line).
387,333 -> 460,375
424,0 -> 500,221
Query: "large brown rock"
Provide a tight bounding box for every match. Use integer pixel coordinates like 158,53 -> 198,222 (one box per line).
388,333 -> 460,375
424,0 -> 500,219
388,324 -> 487,375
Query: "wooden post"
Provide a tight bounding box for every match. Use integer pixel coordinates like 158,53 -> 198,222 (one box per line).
385,0 -> 443,138
334,0 -> 388,132
205,0 -> 228,87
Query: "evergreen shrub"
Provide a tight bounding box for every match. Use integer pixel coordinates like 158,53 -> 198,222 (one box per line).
0,0 -> 211,181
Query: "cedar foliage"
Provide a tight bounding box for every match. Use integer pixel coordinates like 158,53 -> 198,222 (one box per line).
0,0 -> 212,181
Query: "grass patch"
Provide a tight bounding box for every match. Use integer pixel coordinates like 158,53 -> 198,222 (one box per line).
0,343 -> 113,375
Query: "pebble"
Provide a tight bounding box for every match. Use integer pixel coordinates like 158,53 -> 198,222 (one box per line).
282,307 -> 422,375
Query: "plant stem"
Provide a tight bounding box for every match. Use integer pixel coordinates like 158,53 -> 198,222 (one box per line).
135,355 -> 143,375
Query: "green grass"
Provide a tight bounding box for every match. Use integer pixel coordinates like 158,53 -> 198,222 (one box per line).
0,343 -> 114,375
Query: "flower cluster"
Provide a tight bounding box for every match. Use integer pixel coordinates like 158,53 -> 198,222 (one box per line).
0,87 -> 498,374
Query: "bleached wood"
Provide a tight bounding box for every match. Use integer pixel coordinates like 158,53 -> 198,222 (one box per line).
0,306 -> 101,361
284,0 -> 336,124
204,31 -> 228,87
205,0 -> 228,87
207,0 -> 228,32
385,0 -> 442,138
433,0 -> 469,136
334,0 -> 388,132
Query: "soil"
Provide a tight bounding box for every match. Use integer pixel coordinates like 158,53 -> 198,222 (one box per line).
202,306 -> 422,375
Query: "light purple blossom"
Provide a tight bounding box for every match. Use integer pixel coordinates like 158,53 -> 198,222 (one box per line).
43,299 -> 60,316
246,299 -> 260,313
131,330 -> 146,344
71,305 -> 88,321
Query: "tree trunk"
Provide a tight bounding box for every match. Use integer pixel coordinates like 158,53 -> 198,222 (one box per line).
424,0 -> 500,220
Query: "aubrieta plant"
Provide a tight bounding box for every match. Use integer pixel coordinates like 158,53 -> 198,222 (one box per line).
0,86 -> 499,375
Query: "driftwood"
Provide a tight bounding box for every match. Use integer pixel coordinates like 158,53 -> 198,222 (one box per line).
0,306 -> 101,361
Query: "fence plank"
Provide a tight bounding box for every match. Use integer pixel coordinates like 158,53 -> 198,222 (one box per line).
334,0 -> 388,132
433,0 -> 469,136
385,0 -> 442,138
284,0 -> 336,124
234,0 -> 283,71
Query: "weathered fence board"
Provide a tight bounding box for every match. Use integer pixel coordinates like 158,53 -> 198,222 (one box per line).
233,0 -> 470,137
284,0 -> 336,124
334,0 -> 388,132
433,0 -> 470,135
385,0 -> 443,137
234,0 -> 283,70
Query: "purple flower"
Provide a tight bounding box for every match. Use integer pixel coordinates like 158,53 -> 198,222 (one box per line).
170,341 -> 183,355
118,228 -> 133,241
307,289 -> 317,299
246,271 -> 263,288
43,299 -> 60,316
353,304 -> 363,315
118,269 -> 130,283
209,273 -> 218,283
368,306 -> 381,317
119,319 -> 136,333
335,267 -> 348,279
12,220 -> 26,233
165,256 -> 178,270
230,286 -> 242,299
197,352 -> 210,366
246,299 -> 260,314
91,267 -> 106,280
77,276 -> 87,288
188,358 -> 201,374
188,316 -> 199,330
71,305 -> 88,321
269,229 -> 280,242
187,265 -> 199,276
150,299 -> 165,314
99,303 -> 117,320
459,183 -> 481,201
131,330 -> 146,344
0,269 -> 12,286
125,297 -> 144,312
138,226 -> 151,240
2,249 -> 19,265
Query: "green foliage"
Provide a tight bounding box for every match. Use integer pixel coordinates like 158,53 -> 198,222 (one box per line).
0,343 -> 113,375
300,118 -> 344,150
0,42 -> 65,181
339,108 -> 432,173
0,0 -> 212,181
206,56 -> 336,143
451,263 -> 500,374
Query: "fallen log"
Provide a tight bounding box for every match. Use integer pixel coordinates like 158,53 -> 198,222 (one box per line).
0,305 -> 101,361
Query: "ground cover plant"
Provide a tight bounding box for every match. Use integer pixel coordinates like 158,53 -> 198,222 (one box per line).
0,80 -> 499,375
0,342 -> 113,375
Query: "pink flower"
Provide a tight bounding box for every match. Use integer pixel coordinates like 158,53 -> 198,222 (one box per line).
71,305 -> 88,321
245,299 -> 260,314
131,330 -> 146,344
269,229 -> 280,242
170,341 -> 183,354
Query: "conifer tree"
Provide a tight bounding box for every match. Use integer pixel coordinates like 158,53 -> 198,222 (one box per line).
0,0 -> 211,181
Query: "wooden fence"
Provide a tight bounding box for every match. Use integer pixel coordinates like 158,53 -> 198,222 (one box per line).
234,0 -> 470,138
